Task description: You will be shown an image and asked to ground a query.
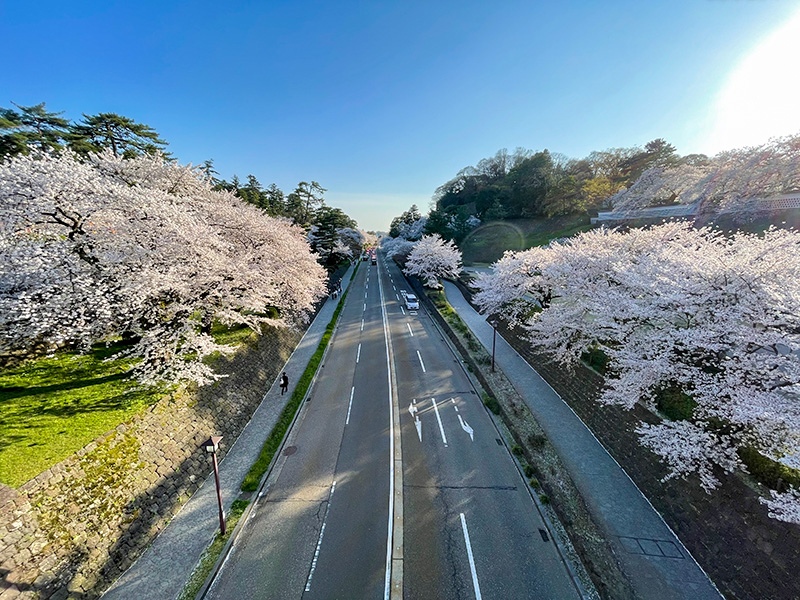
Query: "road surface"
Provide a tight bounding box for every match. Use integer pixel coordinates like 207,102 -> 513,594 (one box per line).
204,254 -> 581,599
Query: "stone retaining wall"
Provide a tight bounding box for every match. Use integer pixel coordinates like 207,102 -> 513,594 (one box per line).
0,324 -> 302,600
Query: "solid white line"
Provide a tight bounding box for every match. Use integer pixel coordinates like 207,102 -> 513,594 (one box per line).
460,513 -> 482,600
431,398 -> 448,446
346,386 -> 354,424
416,350 -> 426,373
406,323 -> 413,336
357,343 -> 361,363
305,481 -> 337,592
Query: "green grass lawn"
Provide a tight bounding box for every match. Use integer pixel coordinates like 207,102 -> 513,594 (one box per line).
460,214 -> 593,265
0,342 -> 166,488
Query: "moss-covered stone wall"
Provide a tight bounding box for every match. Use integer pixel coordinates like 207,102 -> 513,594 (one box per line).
0,324 -> 302,600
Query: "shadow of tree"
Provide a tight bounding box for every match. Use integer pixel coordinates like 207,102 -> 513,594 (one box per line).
22,324 -> 299,599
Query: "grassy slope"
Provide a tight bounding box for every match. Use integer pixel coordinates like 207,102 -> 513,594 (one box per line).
460,214 -> 592,265
0,342 -> 165,487
0,322 -> 255,489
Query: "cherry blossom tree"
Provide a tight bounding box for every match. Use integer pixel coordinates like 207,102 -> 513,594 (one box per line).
0,150 -> 327,384
474,222 -> 800,522
403,234 -> 462,288
609,134 -> 800,214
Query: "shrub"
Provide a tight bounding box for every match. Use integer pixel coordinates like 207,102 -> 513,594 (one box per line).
739,446 -> 800,492
511,444 -> 523,456
654,384 -> 697,421
539,493 -> 551,505
523,464 -> 534,478
529,477 -> 541,490
528,433 -> 547,450
580,345 -> 610,374
482,392 -> 501,415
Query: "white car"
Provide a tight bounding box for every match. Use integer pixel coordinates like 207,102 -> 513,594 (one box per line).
405,294 -> 419,311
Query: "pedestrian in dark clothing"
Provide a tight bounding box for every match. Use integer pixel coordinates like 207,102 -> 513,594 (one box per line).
280,372 -> 289,395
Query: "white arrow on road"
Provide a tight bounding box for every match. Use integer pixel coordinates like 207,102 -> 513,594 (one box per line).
457,415 -> 474,441
408,401 -> 422,442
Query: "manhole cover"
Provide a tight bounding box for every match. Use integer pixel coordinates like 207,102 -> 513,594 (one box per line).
283,445 -> 298,456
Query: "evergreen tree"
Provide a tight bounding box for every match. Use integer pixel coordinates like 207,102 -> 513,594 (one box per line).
0,102 -> 69,158
67,112 -> 168,158
264,183 -> 286,216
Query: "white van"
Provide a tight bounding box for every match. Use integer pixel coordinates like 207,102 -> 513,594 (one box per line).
405,294 -> 419,311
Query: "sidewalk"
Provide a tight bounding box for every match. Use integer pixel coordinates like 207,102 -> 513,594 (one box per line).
102,265 -> 355,600
442,281 -> 723,600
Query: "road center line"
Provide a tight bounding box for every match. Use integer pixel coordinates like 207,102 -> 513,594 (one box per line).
305,481 -> 336,593
406,323 -> 413,336
460,513 -> 482,600
378,254 -> 402,600
431,398 -> 448,447
416,350 -> 426,373
356,343 -> 361,363
346,386 -> 354,425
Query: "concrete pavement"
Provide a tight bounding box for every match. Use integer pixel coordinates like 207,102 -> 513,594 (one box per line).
442,280 -> 723,600
101,264 -> 355,600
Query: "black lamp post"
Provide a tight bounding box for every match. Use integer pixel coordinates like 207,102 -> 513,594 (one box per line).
203,435 -> 226,536
489,319 -> 497,372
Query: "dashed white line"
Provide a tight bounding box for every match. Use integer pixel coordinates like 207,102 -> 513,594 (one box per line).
406,323 -> 413,336
364,303 -> 367,311
361,318 -> 364,331
357,343 -> 361,363
305,481 -> 337,592
400,307 -> 405,315
416,350 -> 426,373
346,386 -> 354,424
431,398 -> 448,447
460,513 -> 482,600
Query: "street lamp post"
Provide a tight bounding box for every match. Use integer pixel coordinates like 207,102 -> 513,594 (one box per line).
490,319 -> 497,373
203,435 -> 226,536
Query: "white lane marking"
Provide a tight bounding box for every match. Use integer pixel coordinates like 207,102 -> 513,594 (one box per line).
357,343 -> 361,363
454,406 -> 459,412
406,323 -> 413,336
431,398 -> 448,447
400,307 -> 405,315
408,402 -> 423,442
416,351 -> 426,373
392,285 -> 396,291
395,293 -> 399,301
305,481 -> 337,592
361,319 -> 364,331
460,513 -> 482,600
458,415 -> 474,441
346,386 -> 354,425
364,303 -> 367,311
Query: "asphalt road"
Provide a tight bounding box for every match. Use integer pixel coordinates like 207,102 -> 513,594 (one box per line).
204,254 -> 581,599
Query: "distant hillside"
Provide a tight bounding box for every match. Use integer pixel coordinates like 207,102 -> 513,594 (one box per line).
459,214 -> 591,265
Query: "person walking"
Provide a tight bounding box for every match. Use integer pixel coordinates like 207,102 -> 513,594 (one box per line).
280,372 -> 289,395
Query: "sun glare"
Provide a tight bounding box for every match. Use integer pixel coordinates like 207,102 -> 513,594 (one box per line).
705,9 -> 800,154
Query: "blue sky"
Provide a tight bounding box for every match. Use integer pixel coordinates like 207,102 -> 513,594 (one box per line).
2,0 -> 798,230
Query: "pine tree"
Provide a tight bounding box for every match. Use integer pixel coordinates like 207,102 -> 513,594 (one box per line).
67,112 -> 167,158
0,102 -> 69,158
